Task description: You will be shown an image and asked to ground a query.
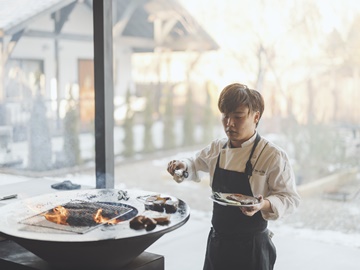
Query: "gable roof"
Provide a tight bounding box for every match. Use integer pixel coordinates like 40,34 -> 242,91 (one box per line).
0,0 -> 219,52
0,0 -> 73,36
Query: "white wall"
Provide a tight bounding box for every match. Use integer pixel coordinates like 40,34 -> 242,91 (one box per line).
9,1 -> 133,103
114,44 -> 133,96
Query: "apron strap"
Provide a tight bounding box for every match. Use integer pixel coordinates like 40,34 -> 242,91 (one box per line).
245,133 -> 261,177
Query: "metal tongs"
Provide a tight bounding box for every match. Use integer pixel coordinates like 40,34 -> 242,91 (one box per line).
213,192 -> 222,200
213,192 -> 228,202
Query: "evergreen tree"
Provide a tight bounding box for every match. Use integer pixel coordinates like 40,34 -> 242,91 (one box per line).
28,90 -> 52,171
63,87 -> 81,167
142,89 -> 155,153
163,85 -> 176,149
182,85 -> 195,146
202,81 -> 216,143
122,87 -> 134,157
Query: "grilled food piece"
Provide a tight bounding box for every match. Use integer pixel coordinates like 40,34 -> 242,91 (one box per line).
226,194 -> 259,205
129,211 -> 171,230
143,195 -> 178,213
143,210 -> 170,224
164,200 -> 178,213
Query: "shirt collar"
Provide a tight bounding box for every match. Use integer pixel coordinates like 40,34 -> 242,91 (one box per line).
228,131 -> 257,148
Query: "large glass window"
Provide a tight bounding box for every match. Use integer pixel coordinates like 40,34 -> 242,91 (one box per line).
0,0 -> 359,269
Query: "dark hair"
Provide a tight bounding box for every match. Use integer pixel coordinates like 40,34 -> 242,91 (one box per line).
218,83 -> 265,120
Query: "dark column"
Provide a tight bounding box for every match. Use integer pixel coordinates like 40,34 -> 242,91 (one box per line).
93,0 -> 114,188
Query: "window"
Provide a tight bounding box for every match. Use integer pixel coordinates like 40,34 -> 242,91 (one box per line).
0,1 -> 359,269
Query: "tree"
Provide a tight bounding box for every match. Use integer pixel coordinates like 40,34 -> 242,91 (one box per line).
182,85 -> 195,146
63,86 -> 81,167
142,88 -> 155,153
122,87 -> 135,157
202,81 -> 217,143
28,90 -> 52,171
163,85 -> 176,150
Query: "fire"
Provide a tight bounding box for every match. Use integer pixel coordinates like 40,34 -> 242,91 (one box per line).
94,209 -> 120,225
43,205 -> 121,226
43,206 -> 69,225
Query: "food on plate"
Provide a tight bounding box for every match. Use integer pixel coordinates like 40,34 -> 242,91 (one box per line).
152,199 -> 166,212
225,194 -> 260,206
164,200 -> 178,213
141,195 -> 178,213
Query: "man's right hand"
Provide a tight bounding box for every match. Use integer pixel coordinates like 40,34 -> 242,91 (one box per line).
167,160 -> 186,176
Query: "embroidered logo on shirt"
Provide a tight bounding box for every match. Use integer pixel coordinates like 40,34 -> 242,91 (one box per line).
253,169 -> 265,175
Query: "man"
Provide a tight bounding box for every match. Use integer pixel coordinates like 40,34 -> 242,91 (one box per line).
167,83 -> 300,270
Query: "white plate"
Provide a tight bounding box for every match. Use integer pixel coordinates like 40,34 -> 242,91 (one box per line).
137,194 -> 178,205
210,193 -> 260,207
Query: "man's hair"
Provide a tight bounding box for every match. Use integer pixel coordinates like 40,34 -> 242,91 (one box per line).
218,83 -> 265,120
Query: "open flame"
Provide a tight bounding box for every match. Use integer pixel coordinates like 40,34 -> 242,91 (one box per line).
43,205 -> 121,226
43,206 -> 69,225
94,209 -> 119,225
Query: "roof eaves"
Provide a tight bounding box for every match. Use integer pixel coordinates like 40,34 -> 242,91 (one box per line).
0,0 -> 76,37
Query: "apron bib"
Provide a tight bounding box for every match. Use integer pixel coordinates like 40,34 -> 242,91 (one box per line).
203,134 -> 276,270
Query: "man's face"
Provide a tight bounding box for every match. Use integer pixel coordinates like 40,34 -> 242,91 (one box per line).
221,105 -> 259,148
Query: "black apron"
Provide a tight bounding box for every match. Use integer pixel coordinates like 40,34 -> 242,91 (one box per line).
203,134 -> 276,270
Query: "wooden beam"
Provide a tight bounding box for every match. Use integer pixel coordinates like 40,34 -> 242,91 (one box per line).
52,1 -> 77,34
113,0 -> 146,37
93,0 -> 115,189
25,30 -> 93,41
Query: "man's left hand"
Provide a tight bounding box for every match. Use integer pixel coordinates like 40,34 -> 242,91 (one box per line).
240,195 -> 264,216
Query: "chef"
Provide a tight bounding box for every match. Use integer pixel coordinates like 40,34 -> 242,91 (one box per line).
167,83 -> 300,270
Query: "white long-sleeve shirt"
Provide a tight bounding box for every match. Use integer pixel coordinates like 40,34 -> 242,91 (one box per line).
182,133 -> 301,221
